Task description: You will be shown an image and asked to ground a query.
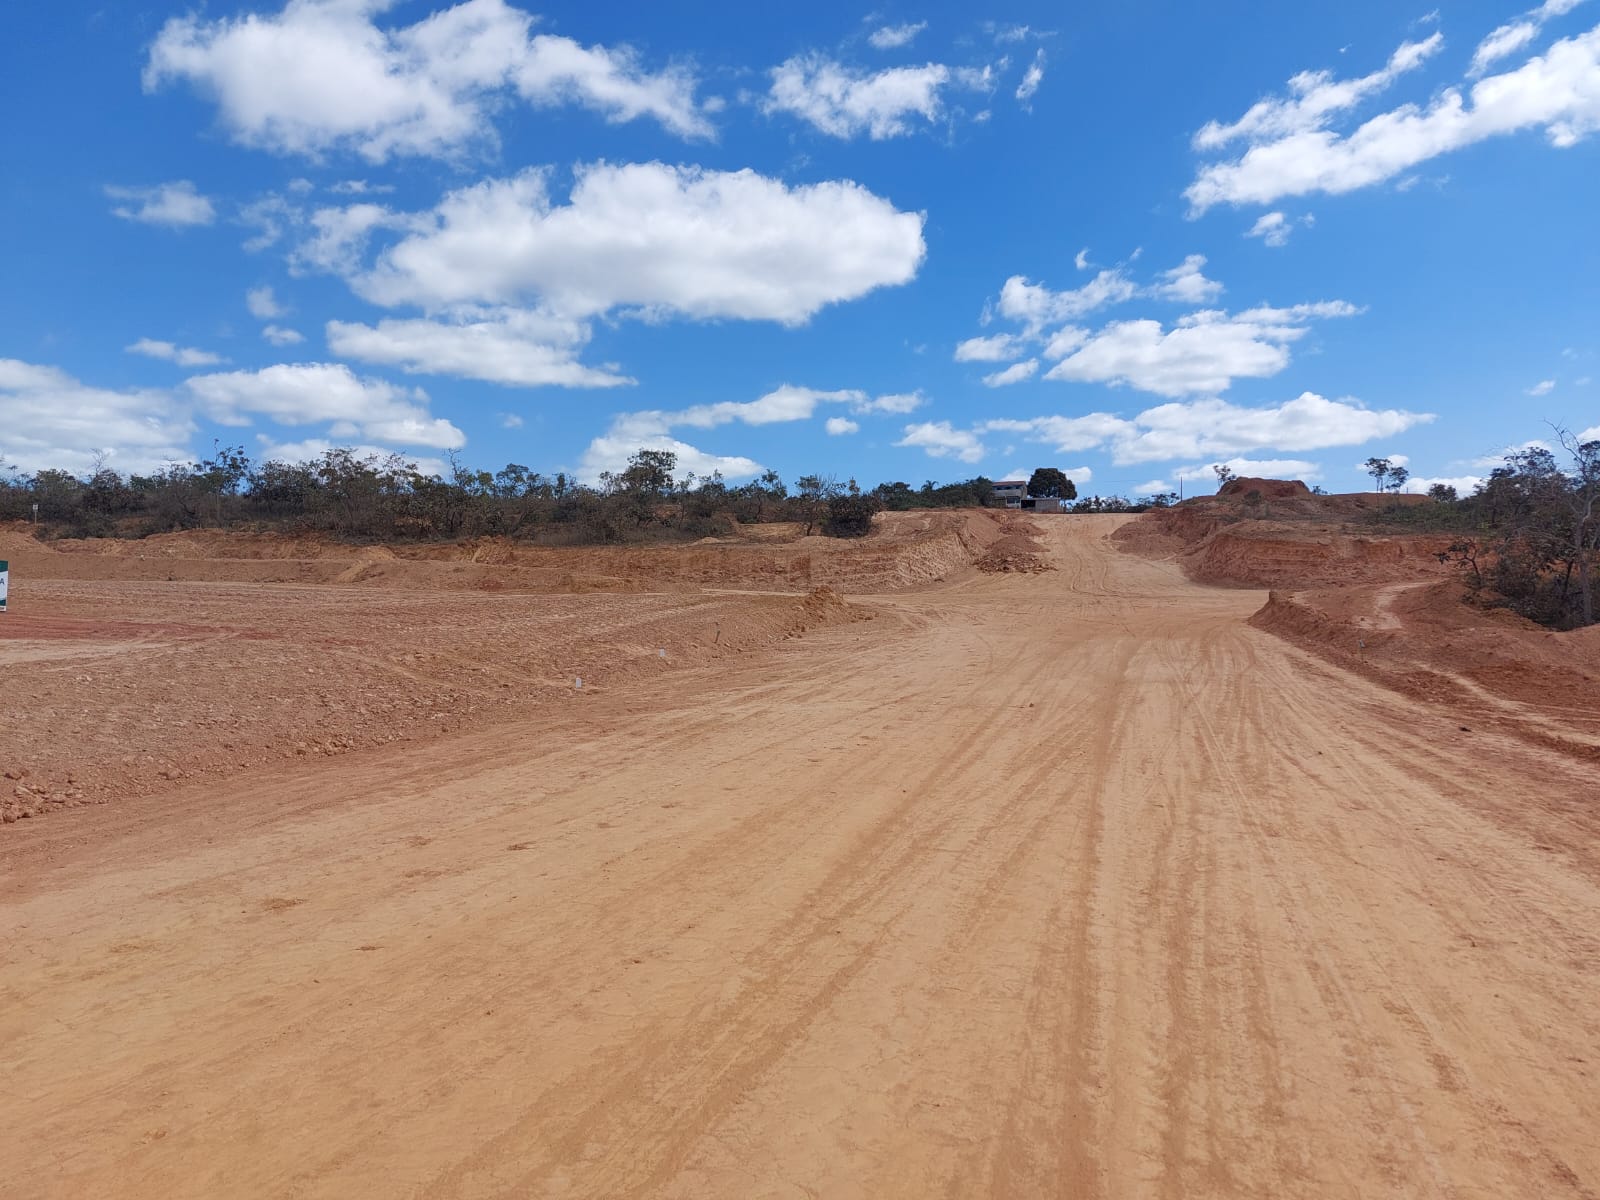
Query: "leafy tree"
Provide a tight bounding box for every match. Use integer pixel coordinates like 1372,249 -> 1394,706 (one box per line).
1387,465 -> 1411,493
615,448 -> 677,525
1212,463 -> 1236,487
1427,483 -> 1458,503
823,480 -> 879,537
621,448 -> 676,497
872,480 -> 917,511
1027,467 -> 1077,500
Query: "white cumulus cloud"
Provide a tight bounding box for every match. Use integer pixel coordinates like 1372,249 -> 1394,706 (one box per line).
1193,34 -> 1444,151
105,180 -> 216,228
144,0 -> 710,162
1246,211 -> 1295,246
1471,0 -> 1588,75
1188,24 -> 1600,212
0,359 -> 195,474
126,338 -> 226,367
246,285 -> 288,319
262,324 -> 305,346
868,22 -> 928,50
998,269 -> 1138,333
954,333 -> 1026,362
327,308 -> 632,388
339,163 -> 925,325
983,359 -> 1039,387
1150,254 -> 1224,304
766,54 -> 956,139
1044,302 -> 1360,397
576,384 -> 913,483
980,391 -> 1430,465
964,261 -> 1356,397
896,420 -> 986,463
855,391 -> 926,414
185,362 -> 466,448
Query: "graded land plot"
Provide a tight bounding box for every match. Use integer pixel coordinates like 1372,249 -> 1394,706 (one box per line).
3,510 -> 1598,1199
0,510 -> 1013,822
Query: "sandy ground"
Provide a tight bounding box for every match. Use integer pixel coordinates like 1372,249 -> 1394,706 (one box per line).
3,515 -> 1598,1198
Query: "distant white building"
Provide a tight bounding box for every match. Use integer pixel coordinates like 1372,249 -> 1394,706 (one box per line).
993,480 -> 1027,508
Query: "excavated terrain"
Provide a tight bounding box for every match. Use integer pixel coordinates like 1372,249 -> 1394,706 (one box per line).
1117,479 -> 1600,769
0,511 -> 1024,822
3,508 -> 1597,1199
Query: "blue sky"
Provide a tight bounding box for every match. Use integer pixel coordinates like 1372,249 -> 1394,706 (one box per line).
2,0 -> 1597,496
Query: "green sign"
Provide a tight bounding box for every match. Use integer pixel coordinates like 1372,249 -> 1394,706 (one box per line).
0,559 -> 7,612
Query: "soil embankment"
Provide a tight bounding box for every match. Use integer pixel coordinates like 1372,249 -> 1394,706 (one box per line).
1116,482 -> 1600,763
0,511 -> 1022,822
1112,478 -> 1453,588
1,509 -> 1012,594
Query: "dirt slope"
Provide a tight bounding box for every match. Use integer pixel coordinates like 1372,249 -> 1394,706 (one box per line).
1114,488 -> 1600,762
0,509 -> 1011,595
3,516 -> 1599,1197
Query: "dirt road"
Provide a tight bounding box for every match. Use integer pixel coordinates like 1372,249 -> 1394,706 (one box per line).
4,516 -> 1597,1198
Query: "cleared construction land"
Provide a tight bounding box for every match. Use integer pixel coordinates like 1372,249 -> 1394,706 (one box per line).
3,506 -> 1598,1198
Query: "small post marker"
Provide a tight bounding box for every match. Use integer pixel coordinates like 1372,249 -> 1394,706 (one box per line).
659,648 -> 666,658
574,676 -> 583,690
0,559 -> 9,613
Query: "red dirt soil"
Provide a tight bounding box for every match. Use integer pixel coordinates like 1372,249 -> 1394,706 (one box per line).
0,511 -> 1020,823
5,514 -> 1599,1198
1116,485 -> 1600,766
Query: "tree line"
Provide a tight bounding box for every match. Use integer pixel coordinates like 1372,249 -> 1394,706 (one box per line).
0,446 -> 1146,545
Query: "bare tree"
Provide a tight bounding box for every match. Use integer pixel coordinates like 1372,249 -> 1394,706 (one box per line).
1363,457 -> 1391,492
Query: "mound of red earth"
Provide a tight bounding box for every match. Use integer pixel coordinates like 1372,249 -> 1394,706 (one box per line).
1113,485 -> 1448,588
975,521 -> 1054,574
1216,476 -> 1313,500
